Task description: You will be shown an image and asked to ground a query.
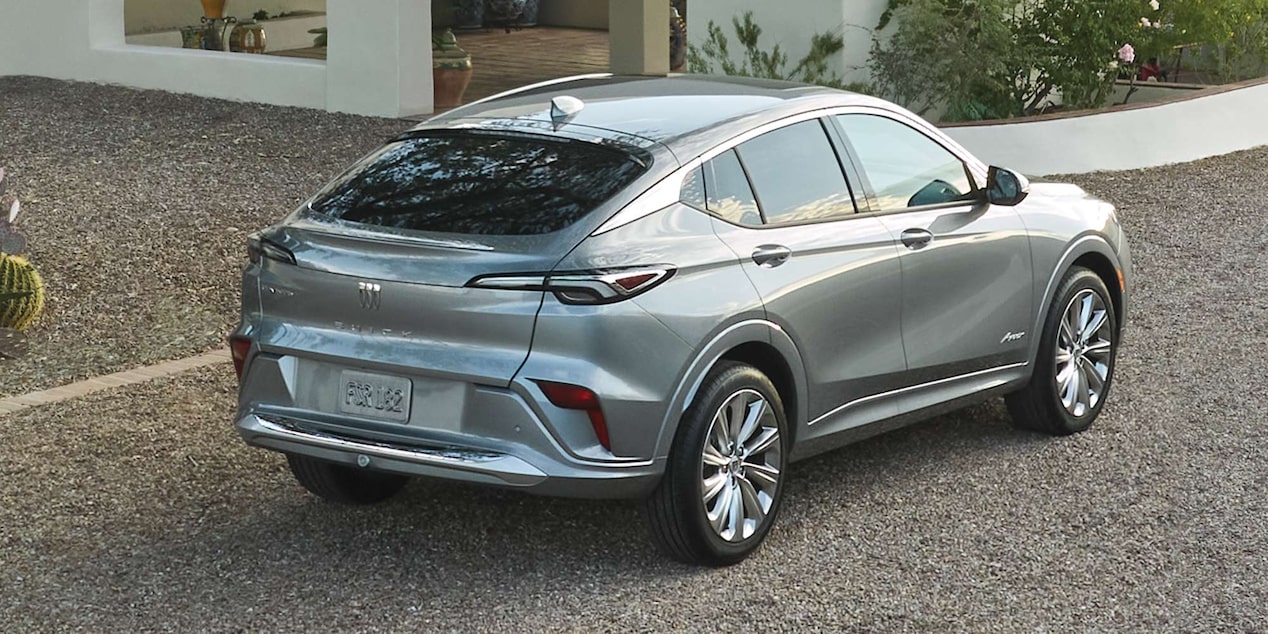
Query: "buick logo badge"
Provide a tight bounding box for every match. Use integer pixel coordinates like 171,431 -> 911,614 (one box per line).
358,282 -> 382,310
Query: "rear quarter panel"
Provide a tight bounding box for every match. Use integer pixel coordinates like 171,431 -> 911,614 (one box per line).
518,203 -> 775,461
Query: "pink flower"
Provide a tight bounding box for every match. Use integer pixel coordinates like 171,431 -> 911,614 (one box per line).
1149,0 -> 1160,10
1118,43 -> 1136,64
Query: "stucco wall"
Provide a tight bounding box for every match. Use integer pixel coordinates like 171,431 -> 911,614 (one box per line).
125,0 -> 327,34
942,80 -> 1268,175
687,0 -> 884,84
0,0 -> 432,118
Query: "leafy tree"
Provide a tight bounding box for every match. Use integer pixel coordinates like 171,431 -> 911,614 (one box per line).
871,0 -> 1175,120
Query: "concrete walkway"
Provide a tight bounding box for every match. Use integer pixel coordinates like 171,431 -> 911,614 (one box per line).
0,349 -> 229,416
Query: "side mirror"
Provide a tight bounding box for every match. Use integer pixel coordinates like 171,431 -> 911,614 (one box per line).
986,166 -> 1030,206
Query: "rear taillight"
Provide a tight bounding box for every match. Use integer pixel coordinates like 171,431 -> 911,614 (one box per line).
536,381 -> 610,451
228,335 -> 252,379
468,266 -> 674,305
247,233 -> 296,265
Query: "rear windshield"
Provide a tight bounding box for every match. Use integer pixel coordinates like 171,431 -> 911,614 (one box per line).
308,132 -> 648,236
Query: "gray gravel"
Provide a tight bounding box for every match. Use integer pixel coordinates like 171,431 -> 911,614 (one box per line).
2,78 -> 1267,631
0,76 -> 409,397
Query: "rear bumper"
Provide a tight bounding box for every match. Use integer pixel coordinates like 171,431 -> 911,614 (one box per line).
236,411 -> 663,499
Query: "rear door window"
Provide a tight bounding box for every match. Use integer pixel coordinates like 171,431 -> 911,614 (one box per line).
734,120 -> 857,224
310,132 -> 648,235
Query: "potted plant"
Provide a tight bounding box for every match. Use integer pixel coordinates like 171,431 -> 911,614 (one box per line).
432,29 -> 473,108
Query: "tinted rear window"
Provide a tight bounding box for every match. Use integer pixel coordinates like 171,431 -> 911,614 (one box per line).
309,133 -> 648,235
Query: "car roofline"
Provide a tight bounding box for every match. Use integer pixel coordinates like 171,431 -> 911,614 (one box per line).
423,72 -> 616,123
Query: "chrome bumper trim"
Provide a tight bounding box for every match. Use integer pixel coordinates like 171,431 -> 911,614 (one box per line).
238,414 -> 548,487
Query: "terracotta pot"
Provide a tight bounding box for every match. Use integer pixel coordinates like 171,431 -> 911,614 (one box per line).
229,22 -> 267,54
200,0 -> 226,19
433,29 -> 473,109
434,68 -> 474,109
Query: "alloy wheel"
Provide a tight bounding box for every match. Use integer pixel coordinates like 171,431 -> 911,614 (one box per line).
700,388 -> 782,542
1054,289 -> 1114,417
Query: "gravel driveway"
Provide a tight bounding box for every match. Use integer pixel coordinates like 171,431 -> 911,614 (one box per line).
2,79 -> 1266,631
0,76 -> 409,397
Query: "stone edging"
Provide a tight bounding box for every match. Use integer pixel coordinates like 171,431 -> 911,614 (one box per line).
0,349 -> 230,416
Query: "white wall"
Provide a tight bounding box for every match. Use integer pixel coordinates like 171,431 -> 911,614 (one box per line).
125,0 -> 327,34
0,0 -> 431,118
687,0 -> 884,84
943,81 -> 1268,175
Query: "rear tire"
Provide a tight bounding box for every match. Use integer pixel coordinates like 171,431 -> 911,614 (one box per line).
286,454 -> 409,505
1007,266 -> 1119,435
645,362 -> 788,566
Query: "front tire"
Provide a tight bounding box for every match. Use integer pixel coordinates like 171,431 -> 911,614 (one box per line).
645,362 -> 788,566
1007,266 -> 1119,435
286,454 -> 409,505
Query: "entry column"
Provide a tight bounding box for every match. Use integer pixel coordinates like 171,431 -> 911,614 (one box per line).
609,0 -> 670,75
326,0 -> 433,117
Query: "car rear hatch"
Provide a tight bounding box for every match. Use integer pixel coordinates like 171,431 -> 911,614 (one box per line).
251,129 -> 652,388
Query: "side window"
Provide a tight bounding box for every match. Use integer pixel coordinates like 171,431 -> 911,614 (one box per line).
704,150 -> 762,226
835,114 -> 976,212
680,166 -> 706,210
735,119 -> 856,224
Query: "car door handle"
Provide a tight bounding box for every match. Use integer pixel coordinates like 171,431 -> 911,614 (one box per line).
751,244 -> 792,267
900,228 -> 934,250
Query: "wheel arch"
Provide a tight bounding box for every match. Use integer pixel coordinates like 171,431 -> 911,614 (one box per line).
652,320 -> 808,460
1070,251 -> 1124,332
719,341 -> 801,448
1028,235 -> 1126,365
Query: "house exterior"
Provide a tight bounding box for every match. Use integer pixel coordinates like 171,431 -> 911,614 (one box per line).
0,0 -> 667,118
3,0 -> 1265,174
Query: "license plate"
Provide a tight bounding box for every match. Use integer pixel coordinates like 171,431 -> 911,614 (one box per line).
338,370 -> 412,423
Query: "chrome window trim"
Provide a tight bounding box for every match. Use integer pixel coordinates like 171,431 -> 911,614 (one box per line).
593,105 -> 988,236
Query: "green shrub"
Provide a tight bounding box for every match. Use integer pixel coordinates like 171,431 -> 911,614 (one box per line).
869,0 -> 1268,120
1166,0 -> 1268,81
687,12 -> 871,92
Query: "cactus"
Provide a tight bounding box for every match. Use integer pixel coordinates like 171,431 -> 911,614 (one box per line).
0,167 -> 44,335
0,255 -> 43,331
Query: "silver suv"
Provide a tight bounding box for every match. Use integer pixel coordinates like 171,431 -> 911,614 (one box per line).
230,75 -> 1131,565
